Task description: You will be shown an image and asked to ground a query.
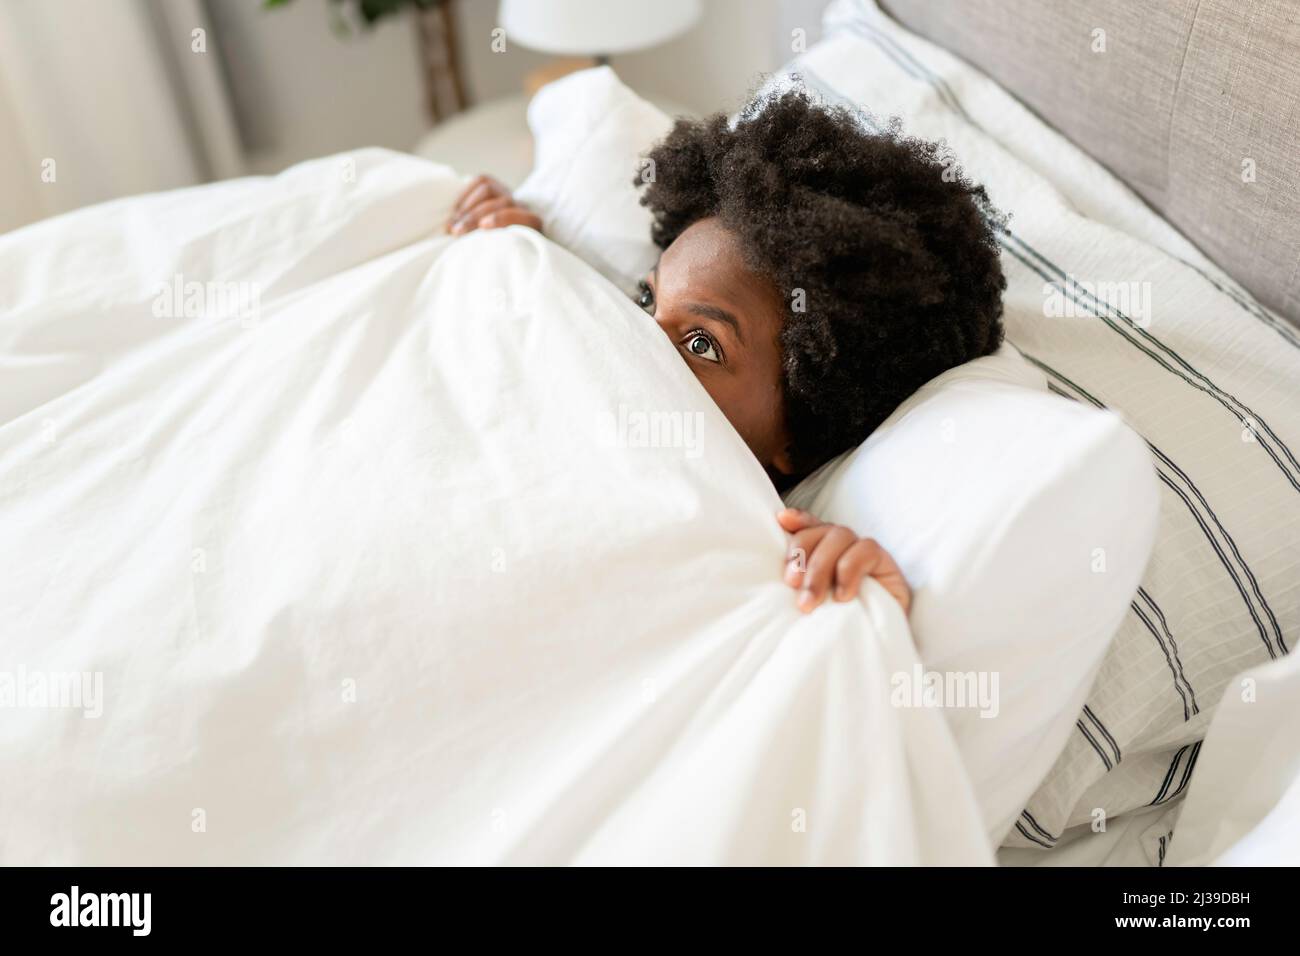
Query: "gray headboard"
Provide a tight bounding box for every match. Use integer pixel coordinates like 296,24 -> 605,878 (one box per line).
880,0 -> 1300,327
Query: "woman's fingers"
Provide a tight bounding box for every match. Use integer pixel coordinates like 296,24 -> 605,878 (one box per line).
445,174 -> 543,235
780,519 -> 913,617
449,195 -> 515,234
872,547 -> 912,616
783,524 -> 830,587
795,525 -> 857,612
448,195 -> 542,236
831,537 -> 884,601
479,207 -> 543,232
448,175 -> 506,225
837,538 -> 911,614
448,177 -> 493,222
776,507 -> 821,533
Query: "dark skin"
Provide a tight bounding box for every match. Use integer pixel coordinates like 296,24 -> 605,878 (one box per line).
447,176 -> 911,615
637,216 -> 794,476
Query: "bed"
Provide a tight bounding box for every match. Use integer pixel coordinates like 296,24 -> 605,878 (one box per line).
0,0 -> 1296,866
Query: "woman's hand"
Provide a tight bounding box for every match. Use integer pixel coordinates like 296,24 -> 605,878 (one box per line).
777,508 -> 911,615
445,174 -> 542,235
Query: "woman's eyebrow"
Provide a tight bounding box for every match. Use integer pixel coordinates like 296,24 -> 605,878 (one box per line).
649,260 -> 742,344
685,302 -> 744,344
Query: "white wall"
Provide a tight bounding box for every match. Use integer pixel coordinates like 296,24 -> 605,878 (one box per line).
207,0 -> 822,171
208,0 -> 430,174
453,0 -> 551,104
0,0 -> 830,232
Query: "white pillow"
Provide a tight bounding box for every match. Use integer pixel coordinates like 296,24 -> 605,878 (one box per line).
514,66 -> 670,295
784,346 -> 1159,840
514,66 -> 1161,843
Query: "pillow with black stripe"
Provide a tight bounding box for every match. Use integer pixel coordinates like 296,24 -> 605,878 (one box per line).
810,0 -> 1300,853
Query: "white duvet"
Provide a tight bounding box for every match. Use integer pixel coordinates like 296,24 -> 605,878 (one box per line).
0,151 -> 991,865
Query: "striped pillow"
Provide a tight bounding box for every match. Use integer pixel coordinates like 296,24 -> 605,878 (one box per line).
805,0 -> 1300,851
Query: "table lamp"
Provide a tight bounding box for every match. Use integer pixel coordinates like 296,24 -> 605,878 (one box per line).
499,0 -> 702,94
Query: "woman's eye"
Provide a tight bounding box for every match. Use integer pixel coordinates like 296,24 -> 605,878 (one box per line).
636,281 -> 655,314
683,331 -> 721,363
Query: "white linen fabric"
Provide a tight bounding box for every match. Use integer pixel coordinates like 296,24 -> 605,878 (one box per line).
1164,650 -> 1300,866
0,149 -> 992,865
807,0 -> 1300,851
1001,650 -> 1300,867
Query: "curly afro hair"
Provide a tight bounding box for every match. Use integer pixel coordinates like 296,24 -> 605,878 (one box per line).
636,87 -> 1006,478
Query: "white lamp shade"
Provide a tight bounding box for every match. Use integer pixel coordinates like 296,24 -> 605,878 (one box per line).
498,0 -> 701,56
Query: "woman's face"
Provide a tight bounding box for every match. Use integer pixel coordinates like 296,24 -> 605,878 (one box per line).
636,217 -> 794,477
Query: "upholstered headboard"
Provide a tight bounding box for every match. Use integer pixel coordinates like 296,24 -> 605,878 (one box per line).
879,0 -> 1300,327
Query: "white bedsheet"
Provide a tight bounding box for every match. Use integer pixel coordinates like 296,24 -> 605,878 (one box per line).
1166,651 -> 1300,866
1000,652 -> 1300,868
0,151 -> 991,865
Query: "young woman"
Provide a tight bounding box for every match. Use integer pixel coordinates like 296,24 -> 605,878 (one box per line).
445,90 -> 1007,617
